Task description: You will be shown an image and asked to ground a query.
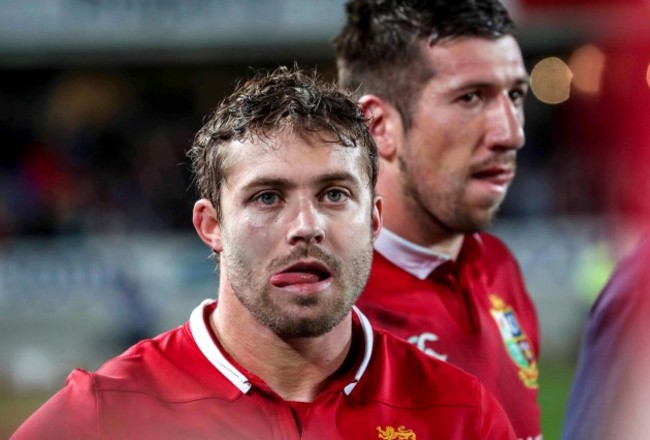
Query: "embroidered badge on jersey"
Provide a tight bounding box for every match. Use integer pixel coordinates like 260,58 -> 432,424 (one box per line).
488,294 -> 539,389
376,425 -> 416,439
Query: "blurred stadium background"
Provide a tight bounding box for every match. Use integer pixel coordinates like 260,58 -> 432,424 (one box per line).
2,0 -> 650,438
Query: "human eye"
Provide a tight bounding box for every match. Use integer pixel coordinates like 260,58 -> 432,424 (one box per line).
457,91 -> 482,106
322,188 -> 349,204
509,87 -> 528,106
253,191 -> 281,207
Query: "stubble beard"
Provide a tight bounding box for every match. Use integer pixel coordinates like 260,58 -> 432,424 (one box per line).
398,156 -> 503,235
221,234 -> 374,339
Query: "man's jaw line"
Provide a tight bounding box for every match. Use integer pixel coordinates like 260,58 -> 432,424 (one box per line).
394,191 -> 466,258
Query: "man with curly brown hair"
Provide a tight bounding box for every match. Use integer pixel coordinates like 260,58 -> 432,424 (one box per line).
13,67 -> 516,440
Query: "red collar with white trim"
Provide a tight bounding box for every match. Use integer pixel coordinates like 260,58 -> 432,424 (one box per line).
188,300 -> 374,397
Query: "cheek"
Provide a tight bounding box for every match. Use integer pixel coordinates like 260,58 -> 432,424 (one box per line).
225,211 -> 278,251
242,210 -> 272,230
406,127 -> 450,171
333,210 -> 374,245
428,130 -> 477,177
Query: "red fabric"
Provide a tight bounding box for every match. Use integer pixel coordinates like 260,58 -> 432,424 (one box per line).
13,303 -> 516,440
560,40 -> 650,222
358,233 -> 541,440
521,0 -> 645,7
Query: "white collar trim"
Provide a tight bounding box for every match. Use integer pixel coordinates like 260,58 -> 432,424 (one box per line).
189,299 -> 252,393
374,228 -> 451,280
344,305 -> 373,395
189,300 -> 374,396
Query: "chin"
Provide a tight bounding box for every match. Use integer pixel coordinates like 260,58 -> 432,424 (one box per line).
476,208 -> 500,230
272,315 -> 339,339
455,206 -> 500,233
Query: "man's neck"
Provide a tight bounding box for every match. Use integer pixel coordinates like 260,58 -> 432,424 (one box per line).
376,172 -> 465,259
210,290 -> 353,402
382,208 -> 465,260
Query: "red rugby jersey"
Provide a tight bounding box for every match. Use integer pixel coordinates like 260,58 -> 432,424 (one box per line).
359,231 -> 541,440
13,300 -> 516,440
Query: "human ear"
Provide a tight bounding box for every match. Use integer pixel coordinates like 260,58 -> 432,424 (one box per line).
359,95 -> 404,162
192,199 -> 223,253
371,195 -> 383,242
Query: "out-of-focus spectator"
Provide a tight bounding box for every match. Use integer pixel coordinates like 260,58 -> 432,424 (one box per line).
563,233 -> 650,440
0,70 -> 197,236
561,12 -> 650,440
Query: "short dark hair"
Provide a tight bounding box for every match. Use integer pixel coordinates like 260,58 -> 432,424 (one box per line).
188,66 -> 378,221
333,0 -> 517,129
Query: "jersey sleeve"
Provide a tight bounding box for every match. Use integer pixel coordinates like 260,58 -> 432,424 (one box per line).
478,383 -> 517,440
11,369 -> 99,440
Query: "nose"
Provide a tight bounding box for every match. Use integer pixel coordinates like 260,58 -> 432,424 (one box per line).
286,198 -> 325,245
485,94 -> 525,151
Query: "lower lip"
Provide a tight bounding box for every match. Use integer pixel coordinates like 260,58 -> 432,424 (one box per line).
273,277 -> 333,294
472,172 -> 514,193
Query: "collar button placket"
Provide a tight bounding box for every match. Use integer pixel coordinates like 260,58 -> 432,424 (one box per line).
271,401 -> 302,440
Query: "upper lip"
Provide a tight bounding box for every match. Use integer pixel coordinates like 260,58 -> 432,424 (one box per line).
471,165 -> 515,179
275,259 -> 332,277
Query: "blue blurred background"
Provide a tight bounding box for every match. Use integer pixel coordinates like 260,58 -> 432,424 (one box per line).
2,1 -> 650,438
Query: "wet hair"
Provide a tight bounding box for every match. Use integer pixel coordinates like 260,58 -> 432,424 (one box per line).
333,0 -> 516,129
188,66 -> 378,221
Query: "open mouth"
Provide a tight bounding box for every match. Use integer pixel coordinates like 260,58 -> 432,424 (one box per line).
471,168 -> 514,186
270,261 -> 332,288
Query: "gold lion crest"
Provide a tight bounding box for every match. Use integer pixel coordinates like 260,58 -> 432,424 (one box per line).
488,294 -> 539,389
376,425 -> 416,440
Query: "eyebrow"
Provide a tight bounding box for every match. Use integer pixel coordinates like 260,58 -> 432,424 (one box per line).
454,76 -> 530,91
240,171 -> 364,192
317,171 -> 364,190
512,77 -> 531,88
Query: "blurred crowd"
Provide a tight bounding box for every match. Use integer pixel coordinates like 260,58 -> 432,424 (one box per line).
2,50 -> 649,239
0,69 -> 219,237
0,65 -> 552,238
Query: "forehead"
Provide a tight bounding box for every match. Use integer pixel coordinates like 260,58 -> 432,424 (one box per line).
222,130 -> 368,189
422,35 -> 527,91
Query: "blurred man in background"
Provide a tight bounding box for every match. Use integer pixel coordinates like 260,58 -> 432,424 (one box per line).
13,67 -> 516,439
562,233 -> 650,440
561,31 -> 650,440
334,1 -> 541,439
